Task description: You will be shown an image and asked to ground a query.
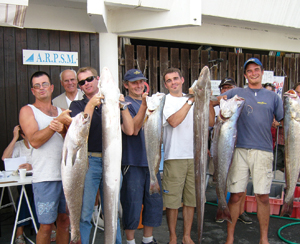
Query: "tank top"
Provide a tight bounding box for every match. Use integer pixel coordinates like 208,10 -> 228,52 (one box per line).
28,104 -> 63,183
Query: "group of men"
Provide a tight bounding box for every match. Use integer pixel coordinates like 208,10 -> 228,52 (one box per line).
17,57 -> 284,244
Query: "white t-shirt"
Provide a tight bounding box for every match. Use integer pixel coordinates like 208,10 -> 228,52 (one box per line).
163,94 -> 194,160
12,140 -> 33,164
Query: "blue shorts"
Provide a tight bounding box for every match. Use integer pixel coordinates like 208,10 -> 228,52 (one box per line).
32,181 -> 66,224
120,166 -> 163,230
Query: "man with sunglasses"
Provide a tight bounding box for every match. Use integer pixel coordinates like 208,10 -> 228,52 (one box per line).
52,69 -> 84,109
19,71 -> 72,244
69,67 -> 133,244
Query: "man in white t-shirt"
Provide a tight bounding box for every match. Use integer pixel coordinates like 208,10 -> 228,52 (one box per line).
52,69 -> 84,109
162,68 -> 214,244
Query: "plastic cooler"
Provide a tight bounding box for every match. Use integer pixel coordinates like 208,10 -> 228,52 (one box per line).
244,182 -> 284,215
291,186 -> 300,219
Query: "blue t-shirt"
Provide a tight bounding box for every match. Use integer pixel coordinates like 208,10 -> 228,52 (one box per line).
223,87 -> 284,152
121,96 -> 148,167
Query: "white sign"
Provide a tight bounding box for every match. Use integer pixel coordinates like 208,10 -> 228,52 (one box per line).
211,80 -> 222,96
273,76 -> 285,99
23,49 -> 78,66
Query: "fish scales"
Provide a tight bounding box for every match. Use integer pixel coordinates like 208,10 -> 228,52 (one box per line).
144,92 -> 166,195
99,67 -> 122,244
280,90 -> 300,217
61,112 -> 91,244
212,95 -> 245,223
192,66 -> 211,244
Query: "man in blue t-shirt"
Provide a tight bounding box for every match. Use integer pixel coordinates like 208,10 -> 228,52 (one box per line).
218,58 -> 284,244
121,69 -> 163,244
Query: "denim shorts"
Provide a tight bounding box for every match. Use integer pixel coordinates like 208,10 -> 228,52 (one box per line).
121,166 -> 163,230
32,181 -> 66,224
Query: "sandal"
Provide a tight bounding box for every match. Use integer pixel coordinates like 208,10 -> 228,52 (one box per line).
50,230 -> 56,242
15,235 -> 25,244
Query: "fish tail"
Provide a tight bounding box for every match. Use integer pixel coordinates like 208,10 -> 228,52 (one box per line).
149,179 -> 160,195
216,208 -> 232,223
280,202 -> 294,217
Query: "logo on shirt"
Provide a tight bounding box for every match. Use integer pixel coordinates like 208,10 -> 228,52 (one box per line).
257,102 -> 267,105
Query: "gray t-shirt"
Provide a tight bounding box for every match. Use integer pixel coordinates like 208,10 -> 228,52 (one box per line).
223,87 -> 284,152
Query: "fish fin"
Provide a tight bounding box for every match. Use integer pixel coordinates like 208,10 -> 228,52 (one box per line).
280,202 -> 293,217
216,208 -> 232,223
149,180 -> 160,195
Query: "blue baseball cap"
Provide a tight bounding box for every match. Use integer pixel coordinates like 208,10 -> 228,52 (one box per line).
124,69 -> 147,82
244,58 -> 263,71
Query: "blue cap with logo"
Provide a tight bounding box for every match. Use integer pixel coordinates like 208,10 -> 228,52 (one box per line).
124,69 -> 147,82
244,58 -> 263,70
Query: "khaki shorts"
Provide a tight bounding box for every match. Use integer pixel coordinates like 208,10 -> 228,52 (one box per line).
227,148 -> 273,195
162,159 -> 196,209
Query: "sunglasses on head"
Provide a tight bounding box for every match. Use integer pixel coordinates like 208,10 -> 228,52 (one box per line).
78,76 -> 95,86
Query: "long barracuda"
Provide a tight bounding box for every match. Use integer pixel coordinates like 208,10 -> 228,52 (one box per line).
61,112 -> 91,244
144,92 -> 166,195
280,90 -> 300,217
212,95 -> 245,223
98,67 -> 122,244
192,66 -> 211,244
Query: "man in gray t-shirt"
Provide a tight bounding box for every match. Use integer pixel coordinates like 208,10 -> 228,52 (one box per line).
219,58 -> 284,244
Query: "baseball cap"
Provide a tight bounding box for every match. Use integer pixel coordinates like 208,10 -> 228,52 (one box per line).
124,69 -> 147,82
219,77 -> 236,89
244,58 -> 263,70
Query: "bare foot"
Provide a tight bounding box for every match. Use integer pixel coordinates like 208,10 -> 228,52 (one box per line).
182,236 -> 195,244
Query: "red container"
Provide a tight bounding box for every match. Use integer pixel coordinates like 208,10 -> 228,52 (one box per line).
291,186 -> 300,219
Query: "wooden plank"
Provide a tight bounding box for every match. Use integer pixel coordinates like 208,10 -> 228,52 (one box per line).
38,29 -> 50,74
124,44 -> 134,72
70,32 -> 80,69
228,52 -> 236,81
275,56 -> 282,76
159,47 -> 169,93
219,52 -> 227,80
283,57 -> 290,92
289,57 -> 296,90
90,33 -> 99,73
190,49 -> 199,85
269,55 -> 276,72
148,46 -> 158,95
254,54 -> 261,61
200,50 -> 208,70
0,27 -> 7,169
245,53 -> 252,61
26,29 -> 39,104
4,27 -> 18,149
170,48 -> 179,69
80,32 -> 90,68
49,30 -> 61,97
137,45 -> 146,76
237,53 -> 244,87
261,55 -> 268,71
181,49 -> 189,93
15,28 -> 28,112
210,51 -> 218,80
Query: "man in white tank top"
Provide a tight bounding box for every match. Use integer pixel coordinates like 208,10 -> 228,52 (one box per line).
19,71 -> 72,244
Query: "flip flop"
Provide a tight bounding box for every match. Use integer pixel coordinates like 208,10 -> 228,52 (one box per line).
50,230 -> 56,242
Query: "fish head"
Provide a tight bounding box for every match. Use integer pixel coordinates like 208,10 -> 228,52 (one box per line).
190,66 -> 211,97
146,92 -> 166,116
69,112 -> 91,144
284,90 -> 300,119
220,95 -> 245,119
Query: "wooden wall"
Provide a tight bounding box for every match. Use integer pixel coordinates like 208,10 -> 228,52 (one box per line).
0,27 -> 99,170
119,44 -> 300,95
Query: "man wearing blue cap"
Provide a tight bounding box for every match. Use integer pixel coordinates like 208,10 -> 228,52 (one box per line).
121,69 -> 163,244
218,58 -> 284,244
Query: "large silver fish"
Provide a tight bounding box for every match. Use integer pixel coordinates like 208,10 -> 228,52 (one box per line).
61,112 -> 91,244
280,90 -> 300,216
98,67 -> 122,244
212,95 -> 245,223
192,66 -> 211,244
144,92 -> 166,195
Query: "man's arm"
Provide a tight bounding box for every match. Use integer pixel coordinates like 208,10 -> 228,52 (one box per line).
19,106 -> 56,149
209,101 -> 215,127
120,94 -> 134,136
167,97 -> 194,128
131,93 -> 148,135
83,94 -> 102,120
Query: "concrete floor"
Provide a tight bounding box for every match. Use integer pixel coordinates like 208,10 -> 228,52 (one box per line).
1,174 -> 299,244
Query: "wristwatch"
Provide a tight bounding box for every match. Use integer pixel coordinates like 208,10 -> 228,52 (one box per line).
120,104 -> 128,111
186,99 -> 194,106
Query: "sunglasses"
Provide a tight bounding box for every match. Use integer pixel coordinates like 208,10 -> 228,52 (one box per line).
78,76 -> 95,86
33,82 -> 50,89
